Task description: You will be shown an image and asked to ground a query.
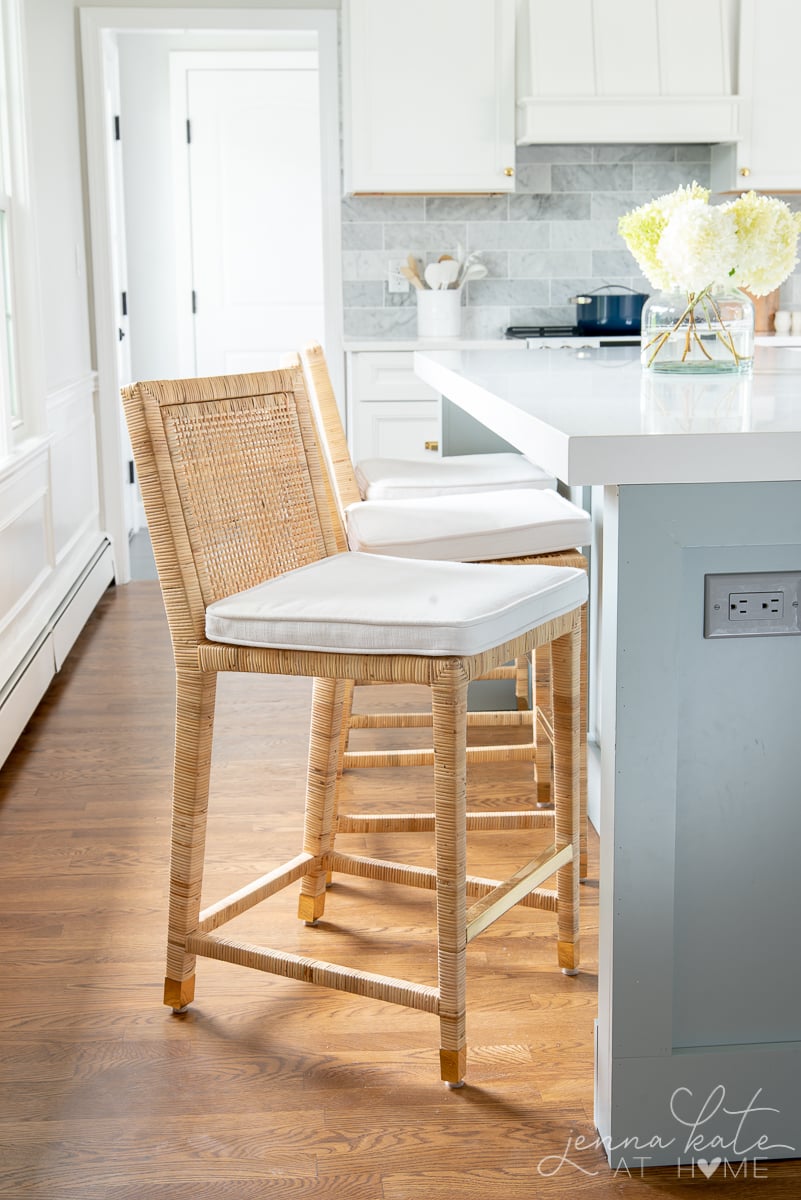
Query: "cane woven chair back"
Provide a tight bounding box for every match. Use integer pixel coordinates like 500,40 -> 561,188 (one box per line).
297,343 -> 364,515
121,369 -> 339,653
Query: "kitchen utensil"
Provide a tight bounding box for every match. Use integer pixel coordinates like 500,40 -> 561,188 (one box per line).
400,265 -> 424,290
459,262 -> 488,285
568,284 -> 648,333
424,261 -> 454,290
406,254 -> 424,287
456,252 -> 484,286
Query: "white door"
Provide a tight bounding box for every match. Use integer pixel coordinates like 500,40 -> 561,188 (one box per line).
177,53 -> 326,375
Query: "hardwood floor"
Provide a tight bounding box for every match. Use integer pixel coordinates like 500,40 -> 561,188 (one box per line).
1,581 -> 799,1197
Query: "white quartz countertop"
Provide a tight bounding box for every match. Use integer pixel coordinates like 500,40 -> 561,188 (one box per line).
414,344 -> 801,486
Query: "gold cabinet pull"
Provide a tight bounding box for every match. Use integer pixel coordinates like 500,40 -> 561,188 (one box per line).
739,166 -> 751,177
503,166 -> 515,177
424,440 -> 439,452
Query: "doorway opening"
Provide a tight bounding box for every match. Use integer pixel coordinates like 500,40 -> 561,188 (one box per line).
80,9 -> 342,583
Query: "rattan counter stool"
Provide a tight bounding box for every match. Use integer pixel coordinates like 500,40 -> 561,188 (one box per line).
121,366 -> 586,1087
291,344 -> 591,877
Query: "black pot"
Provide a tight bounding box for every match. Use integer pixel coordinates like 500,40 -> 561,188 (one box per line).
569,285 -> 649,334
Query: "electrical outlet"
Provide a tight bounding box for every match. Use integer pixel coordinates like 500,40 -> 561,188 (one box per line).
387,259 -> 409,295
704,571 -> 801,638
728,591 -> 784,620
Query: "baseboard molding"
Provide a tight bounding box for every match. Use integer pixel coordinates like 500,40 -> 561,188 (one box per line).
0,539 -> 114,766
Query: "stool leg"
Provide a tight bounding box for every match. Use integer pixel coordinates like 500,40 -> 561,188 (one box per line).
534,644 -> 553,808
337,680 -> 356,776
163,668 -> 217,1012
578,602 -> 588,880
298,678 -> 347,925
552,624 -> 581,975
432,665 -> 468,1088
535,606 -> 589,882
326,679 -> 354,886
514,655 -> 530,710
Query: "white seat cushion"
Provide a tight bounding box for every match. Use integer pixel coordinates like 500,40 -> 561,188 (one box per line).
344,489 -> 591,562
355,453 -> 556,500
205,552 -> 587,657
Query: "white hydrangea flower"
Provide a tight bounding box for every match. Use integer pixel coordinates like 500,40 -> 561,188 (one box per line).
618,182 -> 709,291
656,201 -> 739,293
726,192 -> 801,296
619,184 -> 801,301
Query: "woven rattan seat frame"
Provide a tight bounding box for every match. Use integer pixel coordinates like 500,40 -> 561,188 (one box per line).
121,366 -> 581,1086
293,344 -> 589,878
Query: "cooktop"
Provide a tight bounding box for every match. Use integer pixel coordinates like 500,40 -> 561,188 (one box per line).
505,324 -> 640,340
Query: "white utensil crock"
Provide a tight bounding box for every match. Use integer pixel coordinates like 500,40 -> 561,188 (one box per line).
416,287 -> 462,338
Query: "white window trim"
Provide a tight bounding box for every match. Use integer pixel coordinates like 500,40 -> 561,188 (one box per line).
0,0 -> 46,463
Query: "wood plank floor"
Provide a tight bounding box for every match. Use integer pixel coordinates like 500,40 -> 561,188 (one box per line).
1,581 -> 799,1198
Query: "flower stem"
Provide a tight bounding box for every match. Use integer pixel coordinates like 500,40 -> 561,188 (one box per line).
645,285 -> 743,367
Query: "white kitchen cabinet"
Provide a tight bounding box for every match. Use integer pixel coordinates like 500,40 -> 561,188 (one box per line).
711,0 -> 801,192
347,352 -> 442,462
516,0 -> 739,144
343,0 -> 515,194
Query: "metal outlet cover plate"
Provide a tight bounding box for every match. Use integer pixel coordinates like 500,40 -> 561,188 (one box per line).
704,570 -> 801,638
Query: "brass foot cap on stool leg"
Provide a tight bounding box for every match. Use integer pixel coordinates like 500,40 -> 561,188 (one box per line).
440,1047 -> 467,1088
558,940 -> 580,975
298,892 -> 326,925
164,975 -> 195,1012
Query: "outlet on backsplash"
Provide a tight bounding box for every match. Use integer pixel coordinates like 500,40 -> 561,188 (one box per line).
387,259 -> 409,295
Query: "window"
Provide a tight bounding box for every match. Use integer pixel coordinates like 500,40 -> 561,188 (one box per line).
0,0 -> 29,455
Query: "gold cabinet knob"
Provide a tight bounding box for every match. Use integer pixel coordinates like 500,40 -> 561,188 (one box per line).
503,166 -> 515,177
739,166 -> 751,177
424,440 -> 439,452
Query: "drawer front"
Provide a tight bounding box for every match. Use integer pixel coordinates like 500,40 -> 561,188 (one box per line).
352,351 -> 440,403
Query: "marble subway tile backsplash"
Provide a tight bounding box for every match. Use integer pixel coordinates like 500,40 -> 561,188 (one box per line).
342,143 -> 716,339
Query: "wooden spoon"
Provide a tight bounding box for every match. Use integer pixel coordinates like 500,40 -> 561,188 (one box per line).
406,254 -> 424,286
400,265 -> 424,290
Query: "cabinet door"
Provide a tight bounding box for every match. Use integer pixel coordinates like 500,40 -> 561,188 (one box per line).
344,0 -> 515,194
352,401 -> 442,463
711,0 -> 801,192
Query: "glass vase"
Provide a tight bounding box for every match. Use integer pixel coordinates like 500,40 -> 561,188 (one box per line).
640,288 -> 755,374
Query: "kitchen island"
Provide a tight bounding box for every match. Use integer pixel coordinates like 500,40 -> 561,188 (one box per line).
415,345 -> 801,1170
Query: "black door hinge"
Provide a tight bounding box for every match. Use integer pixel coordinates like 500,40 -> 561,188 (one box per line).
191,290 -> 197,314
121,291 -> 127,317
128,460 -> 135,485
186,118 -> 191,144
114,114 -> 121,141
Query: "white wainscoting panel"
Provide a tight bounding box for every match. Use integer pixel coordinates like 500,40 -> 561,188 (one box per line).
0,373 -> 110,765
47,376 -> 101,565
0,448 -> 51,639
